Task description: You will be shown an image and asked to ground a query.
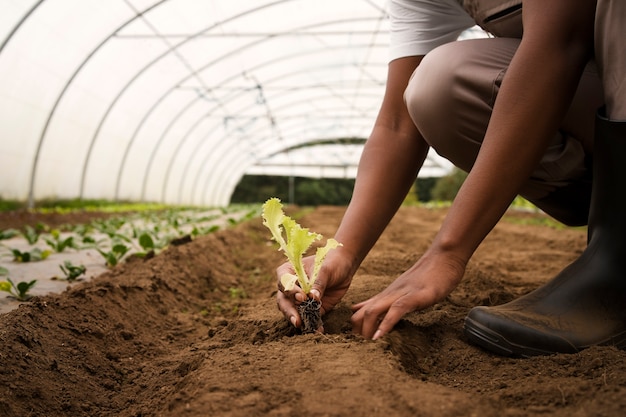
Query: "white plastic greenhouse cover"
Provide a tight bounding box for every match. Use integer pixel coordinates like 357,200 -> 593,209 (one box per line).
0,0 -> 480,207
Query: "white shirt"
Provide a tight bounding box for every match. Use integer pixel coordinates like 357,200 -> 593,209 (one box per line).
388,0 -> 476,61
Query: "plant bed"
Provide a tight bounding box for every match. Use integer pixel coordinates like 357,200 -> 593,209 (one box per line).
1,205 -> 625,417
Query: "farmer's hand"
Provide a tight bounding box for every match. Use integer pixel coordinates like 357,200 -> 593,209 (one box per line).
351,248 -> 466,339
276,250 -> 354,329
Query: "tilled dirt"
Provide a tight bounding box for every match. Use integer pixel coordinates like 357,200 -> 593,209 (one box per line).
1,205 -> 625,417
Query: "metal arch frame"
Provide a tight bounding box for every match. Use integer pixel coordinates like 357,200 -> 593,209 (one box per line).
23,0 -> 292,206
164,92 -> 379,203
78,0 -> 298,199
154,92 -> 377,204
186,108 -> 378,205
120,36 -> 388,199
121,92 -> 204,200
192,96 -> 379,206
260,137 -> 367,157
252,141 -> 367,170
208,130 -> 371,207
0,0 -> 44,54
86,13 -> 386,202
122,43 -> 386,201
208,131 -> 371,207
14,0 -> 389,206
132,76 -> 373,200
25,0 -> 170,208
166,65 -> 384,203
178,90 -> 383,204
112,23 -> 386,202
199,121 -> 374,206
122,48 -> 382,200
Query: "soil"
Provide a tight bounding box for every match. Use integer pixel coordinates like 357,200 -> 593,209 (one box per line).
1,205 -> 625,417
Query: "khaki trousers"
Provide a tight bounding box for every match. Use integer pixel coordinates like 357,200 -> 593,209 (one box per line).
404,0 -> 623,225
595,0 -> 626,120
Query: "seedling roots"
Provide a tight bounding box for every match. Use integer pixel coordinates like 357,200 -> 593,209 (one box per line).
298,297 -> 322,334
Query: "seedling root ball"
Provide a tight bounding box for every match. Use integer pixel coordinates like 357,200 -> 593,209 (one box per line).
299,297 -> 322,334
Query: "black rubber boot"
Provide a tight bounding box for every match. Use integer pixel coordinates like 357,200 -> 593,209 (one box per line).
464,110 -> 626,357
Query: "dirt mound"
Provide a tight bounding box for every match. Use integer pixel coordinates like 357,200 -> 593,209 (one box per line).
1,206 -> 625,417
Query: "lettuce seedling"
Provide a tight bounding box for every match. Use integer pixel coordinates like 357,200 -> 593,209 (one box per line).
1,265 -> 38,300
0,228 -> 19,240
262,198 -> 341,333
97,243 -> 130,268
44,229 -> 76,253
0,274 -> 37,301
22,223 -> 47,244
58,260 -> 86,282
11,247 -> 51,262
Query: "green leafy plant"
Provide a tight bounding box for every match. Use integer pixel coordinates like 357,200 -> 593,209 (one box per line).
78,234 -> 107,250
44,229 -> 76,253
69,223 -> 94,237
97,243 -> 130,268
138,232 -> 156,252
191,225 -> 219,237
261,197 -> 341,333
58,260 -> 86,282
11,247 -> 51,262
91,218 -> 131,241
22,224 -> 47,244
0,268 -> 37,301
0,228 -> 19,240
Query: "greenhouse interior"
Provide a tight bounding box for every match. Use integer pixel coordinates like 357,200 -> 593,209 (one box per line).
0,0 -> 472,209
4,2 -> 620,417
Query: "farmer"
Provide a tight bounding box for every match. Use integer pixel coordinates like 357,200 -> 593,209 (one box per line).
275,0 -> 626,356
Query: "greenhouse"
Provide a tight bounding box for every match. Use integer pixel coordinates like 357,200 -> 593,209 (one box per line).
0,0 -> 458,208
2,1 -> 625,417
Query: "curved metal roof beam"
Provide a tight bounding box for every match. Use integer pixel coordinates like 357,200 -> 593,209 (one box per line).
131,95 -> 204,201
18,0 -> 294,205
25,0 -> 170,208
126,42 -> 385,201
176,86 -> 382,203
168,66 -> 383,202
111,18 -> 380,202
11,0 -> 389,206
0,1 -> 44,54
198,121 -> 373,206
183,99 -> 380,203
205,131 -> 370,207
156,16 -> 388,202
261,137 -> 367,156
188,118 -> 375,205
224,93 -> 380,155
205,0 -> 390,203
120,31 -> 385,200
163,89 -> 376,204
78,0 -> 298,200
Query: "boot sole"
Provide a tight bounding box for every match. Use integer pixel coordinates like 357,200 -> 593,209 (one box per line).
464,317 -> 558,357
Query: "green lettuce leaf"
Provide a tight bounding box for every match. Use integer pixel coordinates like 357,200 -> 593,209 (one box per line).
262,198 -> 341,294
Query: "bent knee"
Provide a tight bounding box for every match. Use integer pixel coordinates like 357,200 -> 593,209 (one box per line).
404,39 -> 515,170
404,43 -> 464,139
404,43 -> 485,169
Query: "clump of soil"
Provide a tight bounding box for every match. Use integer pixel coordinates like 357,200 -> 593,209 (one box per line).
1,205 -> 626,417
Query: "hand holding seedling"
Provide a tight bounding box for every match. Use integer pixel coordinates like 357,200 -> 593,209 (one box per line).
262,198 -> 342,333
275,251 -> 353,331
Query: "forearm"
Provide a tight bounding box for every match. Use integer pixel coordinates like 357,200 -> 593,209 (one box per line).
334,126 -> 428,268
329,56 -> 427,270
